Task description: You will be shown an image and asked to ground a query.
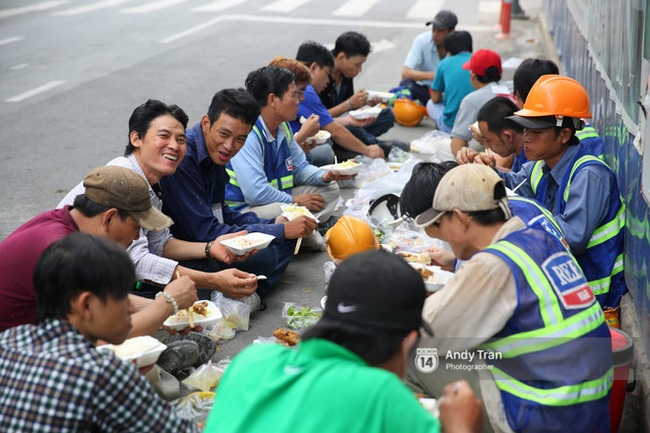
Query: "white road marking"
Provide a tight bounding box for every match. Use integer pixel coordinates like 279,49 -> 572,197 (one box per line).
6,80 -> 65,103
0,1 -> 70,19
121,0 -> 190,14
52,0 -> 137,17
261,0 -> 312,13
191,0 -> 247,13
0,36 -> 24,46
372,38 -> 396,53
479,0 -> 501,14
406,0 -> 443,20
161,13 -> 494,44
333,0 -> 380,17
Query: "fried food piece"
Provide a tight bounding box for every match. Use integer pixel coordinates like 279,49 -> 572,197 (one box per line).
397,251 -> 430,265
192,301 -> 209,317
273,328 -> 300,346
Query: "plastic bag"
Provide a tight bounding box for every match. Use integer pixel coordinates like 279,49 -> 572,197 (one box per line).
409,130 -> 450,158
210,291 -> 250,332
171,391 -> 215,423
382,225 -> 448,253
322,261 -> 337,294
181,358 -> 231,392
353,158 -> 393,189
282,302 -> 323,329
204,319 -> 236,342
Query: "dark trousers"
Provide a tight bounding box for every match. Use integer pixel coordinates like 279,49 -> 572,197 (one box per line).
399,78 -> 431,105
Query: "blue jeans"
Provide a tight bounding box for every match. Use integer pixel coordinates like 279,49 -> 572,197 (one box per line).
399,78 -> 430,105
179,239 -> 296,299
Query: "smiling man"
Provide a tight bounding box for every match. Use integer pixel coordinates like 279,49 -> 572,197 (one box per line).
58,100 -> 259,303
160,89 -> 317,300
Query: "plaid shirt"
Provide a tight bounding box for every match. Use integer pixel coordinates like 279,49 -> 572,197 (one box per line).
0,319 -> 199,432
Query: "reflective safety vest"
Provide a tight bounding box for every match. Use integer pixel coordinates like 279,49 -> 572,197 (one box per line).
481,227 -> 613,433
509,196 -> 568,251
225,119 -> 295,209
575,124 -> 604,160
528,144 -> 626,308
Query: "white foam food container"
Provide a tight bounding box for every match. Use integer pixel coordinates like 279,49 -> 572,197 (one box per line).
306,130 -> 331,145
349,105 -> 382,120
97,335 -> 167,368
367,90 -> 395,103
220,232 -> 275,255
163,300 -> 222,331
320,160 -> 361,175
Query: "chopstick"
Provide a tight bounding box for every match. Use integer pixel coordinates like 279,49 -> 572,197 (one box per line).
175,271 -> 194,328
294,238 -> 303,255
511,178 -> 527,194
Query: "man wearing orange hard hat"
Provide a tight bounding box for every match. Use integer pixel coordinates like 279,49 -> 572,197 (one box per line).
499,75 -> 627,314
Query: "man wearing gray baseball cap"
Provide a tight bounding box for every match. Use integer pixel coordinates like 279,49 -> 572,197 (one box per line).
400,10 -> 458,105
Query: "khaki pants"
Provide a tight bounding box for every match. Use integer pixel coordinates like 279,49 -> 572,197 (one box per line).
241,182 -> 340,223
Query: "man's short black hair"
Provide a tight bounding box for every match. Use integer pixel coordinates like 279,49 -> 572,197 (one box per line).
34,233 -> 135,322
125,99 -> 188,156
296,41 -> 335,69
332,31 -> 371,57
477,97 -> 524,135
206,88 -> 260,127
513,58 -> 560,103
245,66 -> 295,108
443,30 -> 473,56
399,161 -> 458,221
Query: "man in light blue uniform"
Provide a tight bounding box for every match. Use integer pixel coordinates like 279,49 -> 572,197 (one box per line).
400,10 -> 457,105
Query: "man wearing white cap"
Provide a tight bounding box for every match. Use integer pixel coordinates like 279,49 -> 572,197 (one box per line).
408,164 -> 612,433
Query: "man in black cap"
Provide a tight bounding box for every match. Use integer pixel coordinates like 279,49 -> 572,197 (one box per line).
400,10 -> 458,105
203,250 -> 483,433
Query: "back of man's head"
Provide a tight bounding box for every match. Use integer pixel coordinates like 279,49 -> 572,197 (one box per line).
399,161 -> 458,221
443,30 -> 472,56
303,250 -> 431,366
332,31 -> 371,57
245,65 -> 295,108
34,233 -> 135,323
477,97 -> 524,135
296,41 -> 335,69
206,88 -> 260,126
125,99 -> 189,156
513,58 -> 559,104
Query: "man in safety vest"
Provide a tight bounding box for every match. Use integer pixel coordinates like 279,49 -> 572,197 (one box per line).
225,66 -> 354,250
498,75 -> 627,311
407,164 -> 612,433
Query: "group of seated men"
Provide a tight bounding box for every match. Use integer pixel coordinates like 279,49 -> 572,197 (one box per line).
0,18 -> 627,433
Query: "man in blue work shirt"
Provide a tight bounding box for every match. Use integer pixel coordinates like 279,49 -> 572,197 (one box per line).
160,89 -> 318,301
500,75 -> 627,311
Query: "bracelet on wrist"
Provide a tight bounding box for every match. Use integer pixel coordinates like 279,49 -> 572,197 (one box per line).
155,291 -> 179,315
346,99 -> 352,110
205,240 -> 214,260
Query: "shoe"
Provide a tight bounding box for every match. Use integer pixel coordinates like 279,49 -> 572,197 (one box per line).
317,215 -> 339,237
185,332 -> 217,367
376,139 -> 411,154
157,340 -> 200,376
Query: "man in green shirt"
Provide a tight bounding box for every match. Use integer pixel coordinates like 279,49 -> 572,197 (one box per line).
204,250 -> 482,433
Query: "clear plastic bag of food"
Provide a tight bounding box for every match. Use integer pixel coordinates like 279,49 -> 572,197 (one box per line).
181,358 -> 231,392
171,391 -> 215,423
210,291 -> 250,331
282,302 -> 323,330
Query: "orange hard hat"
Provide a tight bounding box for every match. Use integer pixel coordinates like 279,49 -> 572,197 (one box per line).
393,98 -> 427,127
516,75 -> 592,119
325,215 -> 380,261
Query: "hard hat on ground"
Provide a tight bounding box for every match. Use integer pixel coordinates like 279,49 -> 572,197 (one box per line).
394,98 -> 427,127
509,75 -> 591,130
325,215 -> 380,261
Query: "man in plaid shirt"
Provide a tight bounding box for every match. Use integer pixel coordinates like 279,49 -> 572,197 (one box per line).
0,233 -> 199,432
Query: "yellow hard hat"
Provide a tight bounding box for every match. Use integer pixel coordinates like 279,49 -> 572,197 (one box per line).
325,215 -> 380,261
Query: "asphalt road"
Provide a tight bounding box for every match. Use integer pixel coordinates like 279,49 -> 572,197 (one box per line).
0,0 -> 547,360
